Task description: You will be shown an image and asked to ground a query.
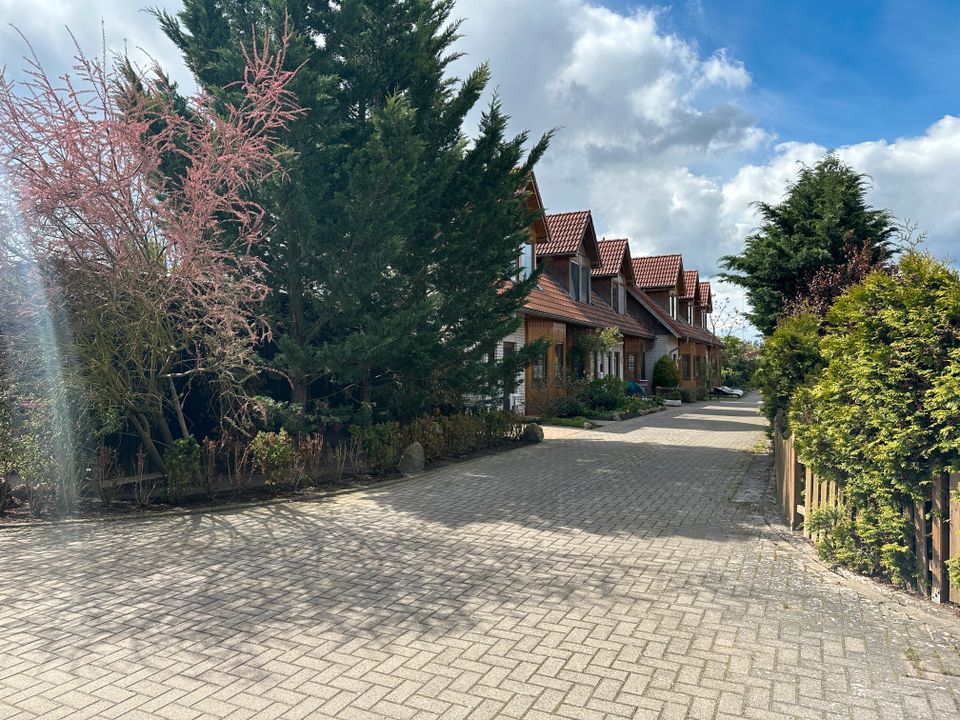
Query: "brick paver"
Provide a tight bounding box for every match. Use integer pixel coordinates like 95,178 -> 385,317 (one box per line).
3,397 -> 960,719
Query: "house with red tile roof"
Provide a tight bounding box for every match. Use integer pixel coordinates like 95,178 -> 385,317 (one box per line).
516,212 -> 653,414
624,258 -> 722,393
489,172 -> 722,412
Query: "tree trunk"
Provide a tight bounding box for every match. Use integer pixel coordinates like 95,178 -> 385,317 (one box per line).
167,378 -> 190,440
129,413 -> 166,473
291,380 -> 308,427
156,412 -> 176,447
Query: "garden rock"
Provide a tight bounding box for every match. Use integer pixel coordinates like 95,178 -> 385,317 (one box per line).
398,442 -> 425,475
522,424 -> 544,443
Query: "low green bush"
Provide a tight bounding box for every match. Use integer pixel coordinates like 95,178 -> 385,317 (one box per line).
164,437 -> 201,504
652,355 -> 680,391
248,429 -> 297,486
657,388 -> 681,401
679,388 -> 696,403
350,422 -> 402,475
550,395 -> 589,418
622,397 -> 661,414
439,414 -> 486,457
580,377 -> 627,411
404,417 -> 444,463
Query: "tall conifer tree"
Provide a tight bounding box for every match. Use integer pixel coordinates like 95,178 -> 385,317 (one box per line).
157,0 -> 549,421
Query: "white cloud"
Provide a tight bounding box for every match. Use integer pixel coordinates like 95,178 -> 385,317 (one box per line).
452,1 -> 960,334
0,0 -> 193,91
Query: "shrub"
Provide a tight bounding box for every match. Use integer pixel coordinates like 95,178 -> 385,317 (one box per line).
790,252 -> 960,585
439,414 -> 486,457
679,388 -> 696,403
580,377 -> 627,411
550,395 -> 589,418
165,437 -> 201,504
481,410 -> 512,445
350,422 -> 402,475
404,417 -> 445,463
755,312 -> 822,430
0,478 -> 10,516
652,355 -> 680,391
248,429 -> 297,486
622,397 -> 661,414
657,388 -> 681,401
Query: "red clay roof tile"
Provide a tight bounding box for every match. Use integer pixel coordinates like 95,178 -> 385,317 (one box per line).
682,270 -> 699,301
540,211 -> 592,257
523,274 -> 652,339
592,238 -> 635,284
632,254 -> 684,292
698,281 -> 713,309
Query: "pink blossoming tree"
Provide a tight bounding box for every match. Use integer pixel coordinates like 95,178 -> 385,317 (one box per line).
0,31 -> 301,471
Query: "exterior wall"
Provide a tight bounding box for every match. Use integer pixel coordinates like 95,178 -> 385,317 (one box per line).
645,289 -> 670,314
545,256 -> 571,290
677,339 -> 720,392
647,333 -> 679,387
524,316 -> 568,416
592,277 -> 612,302
496,321 -> 527,413
623,336 -> 647,383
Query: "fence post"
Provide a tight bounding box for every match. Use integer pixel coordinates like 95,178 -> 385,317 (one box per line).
950,473 -> 960,600
785,434 -> 795,526
914,499 -> 930,597
931,472 -> 949,604
804,466 -> 814,538
791,457 -> 804,531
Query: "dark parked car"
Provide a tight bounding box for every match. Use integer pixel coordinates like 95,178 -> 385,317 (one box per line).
712,386 -> 744,398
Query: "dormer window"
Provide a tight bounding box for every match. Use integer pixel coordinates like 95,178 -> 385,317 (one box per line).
687,305 -> 693,324
570,261 -> 582,301
518,241 -> 535,280
611,279 -> 625,314
569,251 -> 591,304
669,292 -> 677,319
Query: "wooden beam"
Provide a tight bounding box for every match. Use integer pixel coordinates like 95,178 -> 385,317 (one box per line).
950,474 -> 960,598
931,473 -> 949,604
915,499 -> 930,597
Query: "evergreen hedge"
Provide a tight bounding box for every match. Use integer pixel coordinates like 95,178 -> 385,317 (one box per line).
788,252 -> 960,585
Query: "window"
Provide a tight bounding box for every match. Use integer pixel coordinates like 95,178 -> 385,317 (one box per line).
640,351 -> 647,380
614,352 -> 621,379
503,341 -> 516,358
518,243 -> 535,280
695,356 -> 702,379
687,305 -> 693,324
682,354 -> 692,380
554,343 -> 565,381
627,353 -> 637,374
533,353 -> 546,382
669,292 -> 677,319
607,352 -> 613,378
569,262 -> 581,301
611,281 -> 625,313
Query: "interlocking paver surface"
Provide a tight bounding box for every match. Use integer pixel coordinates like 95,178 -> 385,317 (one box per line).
3,397 -> 960,719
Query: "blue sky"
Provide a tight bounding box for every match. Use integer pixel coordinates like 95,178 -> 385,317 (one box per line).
637,0 -> 960,148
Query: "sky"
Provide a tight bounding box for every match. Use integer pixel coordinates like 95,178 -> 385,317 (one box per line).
1,0 -> 959,337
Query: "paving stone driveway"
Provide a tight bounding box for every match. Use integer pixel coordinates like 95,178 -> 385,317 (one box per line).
3,398 -> 960,720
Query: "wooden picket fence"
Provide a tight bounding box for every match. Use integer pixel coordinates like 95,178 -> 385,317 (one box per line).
773,417 -> 960,604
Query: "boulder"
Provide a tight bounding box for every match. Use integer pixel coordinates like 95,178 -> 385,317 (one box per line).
397,442 -> 425,475
522,423 -> 544,443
